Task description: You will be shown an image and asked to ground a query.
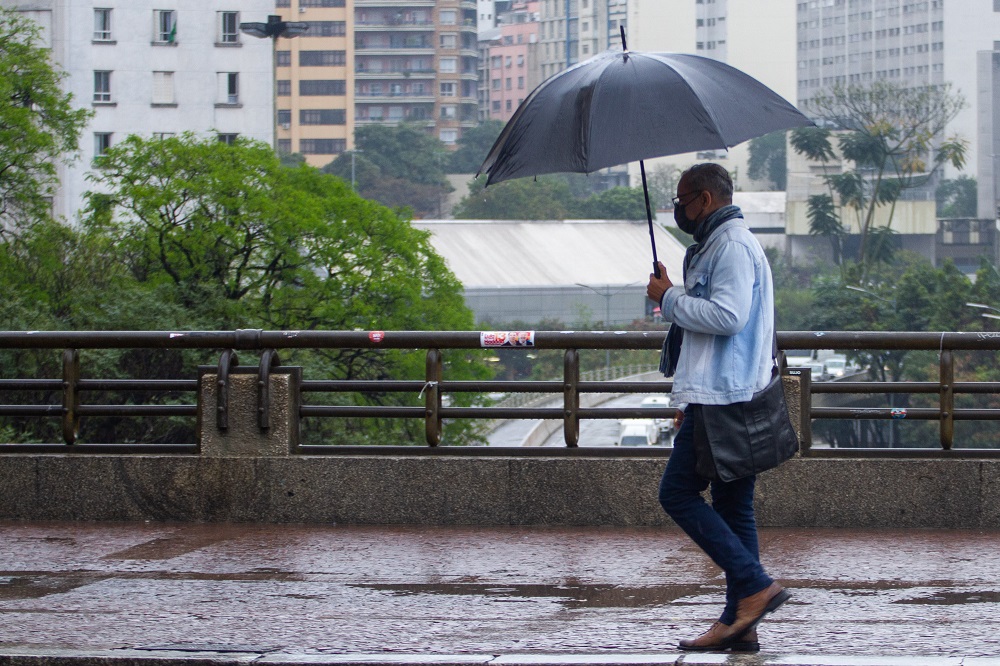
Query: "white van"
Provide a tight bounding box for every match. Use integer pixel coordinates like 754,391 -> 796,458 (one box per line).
639,395 -> 675,436
617,419 -> 659,447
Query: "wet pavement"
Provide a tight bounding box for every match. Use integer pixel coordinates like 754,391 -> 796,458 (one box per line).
1,522 -> 999,665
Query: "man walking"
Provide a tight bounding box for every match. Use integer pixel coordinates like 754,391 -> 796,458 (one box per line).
646,163 -> 789,652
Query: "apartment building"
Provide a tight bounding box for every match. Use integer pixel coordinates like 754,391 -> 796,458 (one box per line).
482,0 -> 540,122
274,0 -> 352,166
3,0 -> 274,222
792,0 -> 1000,268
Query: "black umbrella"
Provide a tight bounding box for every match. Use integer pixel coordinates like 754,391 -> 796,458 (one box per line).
477,29 -> 813,277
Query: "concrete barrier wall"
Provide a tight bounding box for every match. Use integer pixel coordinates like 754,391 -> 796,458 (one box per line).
1,454 -> 998,528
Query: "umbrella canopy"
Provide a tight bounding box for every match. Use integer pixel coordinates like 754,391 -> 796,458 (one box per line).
478,49 -> 813,186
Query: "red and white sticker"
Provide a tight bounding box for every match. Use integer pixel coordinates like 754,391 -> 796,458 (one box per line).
368,331 -> 385,343
480,331 -> 535,348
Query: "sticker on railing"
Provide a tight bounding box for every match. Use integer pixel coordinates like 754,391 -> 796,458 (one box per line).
891,408 -> 907,419
481,331 -> 534,347
369,331 -> 385,343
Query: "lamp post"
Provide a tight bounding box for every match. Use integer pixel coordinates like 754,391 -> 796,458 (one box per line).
965,302 -> 1000,321
845,284 -> 898,447
575,282 -> 639,371
239,15 -> 308,152
350,148 -> 363,191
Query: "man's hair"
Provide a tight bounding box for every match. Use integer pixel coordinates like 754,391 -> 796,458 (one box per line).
683,163 -> 733,203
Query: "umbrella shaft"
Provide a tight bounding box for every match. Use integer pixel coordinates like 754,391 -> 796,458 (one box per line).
640,160 -> 660,278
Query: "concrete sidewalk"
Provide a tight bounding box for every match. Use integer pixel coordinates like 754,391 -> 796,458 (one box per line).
1,522 -> 999,666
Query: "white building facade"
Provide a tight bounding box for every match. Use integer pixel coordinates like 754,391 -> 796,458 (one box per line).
4,0 -> 274,223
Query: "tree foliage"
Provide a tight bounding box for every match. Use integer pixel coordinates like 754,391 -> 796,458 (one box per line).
454,177 -> 648,220
449,119 -> 504,173
0,132 -> 496,446
321,124 -> 453,218
935,175 -> 977,218
0,8 -> 91,232
791,81 -> 967,277
747,131 -> 787,190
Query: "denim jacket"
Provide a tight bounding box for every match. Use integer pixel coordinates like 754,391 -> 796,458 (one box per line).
658,217 -> 775,406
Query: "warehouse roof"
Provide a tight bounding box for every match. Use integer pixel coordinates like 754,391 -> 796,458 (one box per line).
412,219 -> 689,289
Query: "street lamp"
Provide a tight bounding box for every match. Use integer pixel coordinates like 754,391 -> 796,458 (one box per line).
965,302 -> 1000,321
350,149 -> 363,191
239,15 -> 308,152
575,282 -> 639,371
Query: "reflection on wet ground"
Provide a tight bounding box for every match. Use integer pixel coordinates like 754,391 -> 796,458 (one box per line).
1,522 -> 1000,658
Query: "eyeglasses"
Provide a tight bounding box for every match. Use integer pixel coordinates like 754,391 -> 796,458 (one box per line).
671,191 -> 702,208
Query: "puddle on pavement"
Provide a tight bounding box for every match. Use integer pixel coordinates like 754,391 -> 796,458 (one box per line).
102,531 -> 244,561
0,574 -> 105,600
352,581 -> 707,608
894,590 -> 1000,605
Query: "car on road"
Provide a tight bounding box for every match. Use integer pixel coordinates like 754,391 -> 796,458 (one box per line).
639,395 -> 676,437
616,419 -> 659,446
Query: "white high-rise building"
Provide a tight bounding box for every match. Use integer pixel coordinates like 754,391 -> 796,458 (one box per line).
3,0 -> 274,223
797,0 -> 1000,222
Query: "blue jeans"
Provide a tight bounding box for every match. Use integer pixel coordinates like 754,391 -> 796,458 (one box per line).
659,407 -> 773,625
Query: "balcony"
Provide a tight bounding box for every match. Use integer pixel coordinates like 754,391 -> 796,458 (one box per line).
355,68 -> 437,79
355,0 -> 436,6
355,20 -> 434,31
354,92 -> 436,103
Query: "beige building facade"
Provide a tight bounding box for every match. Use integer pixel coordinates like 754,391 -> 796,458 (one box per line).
277,0 -> 478,168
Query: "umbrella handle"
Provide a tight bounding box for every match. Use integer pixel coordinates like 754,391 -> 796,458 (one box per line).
640,160 -> 660,278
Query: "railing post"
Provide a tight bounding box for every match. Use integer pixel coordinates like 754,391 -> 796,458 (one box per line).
563,349 -> 579,447
61,349 -> 79,445
424,349 -> 442,446
940,348 -> 954,450
258,349 -> 281,430
216,349 -> 239,431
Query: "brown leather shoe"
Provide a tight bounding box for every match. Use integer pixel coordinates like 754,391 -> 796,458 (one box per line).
678,622 -> 759,652
732,582 -> 791,635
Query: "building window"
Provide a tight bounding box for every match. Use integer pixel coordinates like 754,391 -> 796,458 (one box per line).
440,105 -> 456,119
300,138 -> 346,154
300,80 -> 346,95
153,10 -> 177,44
277,110 -> 292,126
300,0 -> 346,6
439,9 -> 457,24
93,71 -> 112,102
506,99 -> 512,111
94,132 -> 112,159
440,33 -> 456,49
152,132 -> 176,140
217,72 -> 239,105
440,57 -> 457,73
491,78 -> 500,90
491,100 -> 501,112
217,133 -> 239,144
218,11 -> 239,44
93,8 -> 112,41
152,71 -> 175,104
440,82 -> 456,96
440,128 -> 458,145
300,109 -> 346,125
277,51 -> 291,66
278,139 -> 292,153
300,50 -> 347,66
276,0 -> 290,6
518,76 -> 524,89
277,80 -> 291,96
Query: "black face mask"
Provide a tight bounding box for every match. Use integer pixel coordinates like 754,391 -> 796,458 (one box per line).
674,203 -> 699,236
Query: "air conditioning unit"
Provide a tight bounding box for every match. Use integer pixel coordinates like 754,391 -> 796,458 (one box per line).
280,122 -> 291,129
299,6 -> 306,12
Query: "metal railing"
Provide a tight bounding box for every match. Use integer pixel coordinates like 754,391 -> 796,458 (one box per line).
1,329 -> 999,455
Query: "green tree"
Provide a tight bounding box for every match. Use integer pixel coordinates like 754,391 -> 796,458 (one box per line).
791,81 -> 967,277
645,164 -> 682,210
322,124 -> 453,217
449,119 -> 504,173
80,133 -> 489,445
0,8 -> 91,232
935,175 -> 977,218
454,176 -> 575,219
575,186 -> 648,220
747,130 -> 787,190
